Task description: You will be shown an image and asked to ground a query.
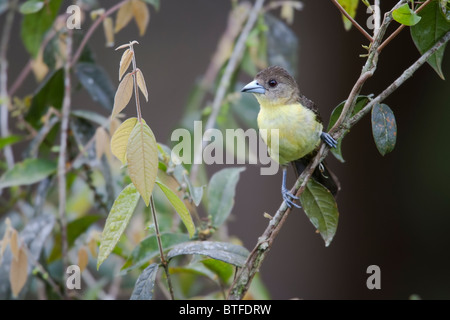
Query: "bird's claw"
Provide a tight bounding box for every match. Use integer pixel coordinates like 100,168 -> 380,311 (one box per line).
321,132 -> 338,149
282,187 -> 301,209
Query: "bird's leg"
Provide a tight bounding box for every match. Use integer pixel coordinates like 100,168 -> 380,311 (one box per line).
320,132 -> 338,149
281,167 -> 301,209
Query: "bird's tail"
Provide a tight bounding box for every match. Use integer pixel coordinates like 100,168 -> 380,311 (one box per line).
292,156 -> 340,197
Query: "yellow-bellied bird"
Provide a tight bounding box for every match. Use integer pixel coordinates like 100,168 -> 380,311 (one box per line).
241,66 -> 340,208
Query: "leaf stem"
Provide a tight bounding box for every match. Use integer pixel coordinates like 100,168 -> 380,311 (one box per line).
129,43 -> 142,123
150,196 -> 175,300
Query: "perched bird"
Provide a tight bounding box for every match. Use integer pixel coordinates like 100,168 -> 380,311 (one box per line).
241,66 -> 339,208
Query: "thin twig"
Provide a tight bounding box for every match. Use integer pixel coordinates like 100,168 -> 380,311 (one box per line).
129,43 -> 142,123
190,0 -> 265,181
377,0 -> 432,52
8,15 -> 63,97
330,0 -> 373,42
0,0 -> 19,170
350,29 -> 450,128
57,28 -> 73,298
150,196 -> 175,300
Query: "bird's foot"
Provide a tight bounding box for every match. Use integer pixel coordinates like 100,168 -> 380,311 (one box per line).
321,132 -> 338,149
282,187 -> 301,209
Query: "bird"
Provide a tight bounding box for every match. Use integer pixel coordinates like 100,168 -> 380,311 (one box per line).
241,66 -> 339,208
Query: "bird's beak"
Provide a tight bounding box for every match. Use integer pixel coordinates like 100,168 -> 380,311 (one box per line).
241,80 -> 265,94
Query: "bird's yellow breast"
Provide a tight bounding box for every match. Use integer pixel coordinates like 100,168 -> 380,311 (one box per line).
257,102 -> 322,165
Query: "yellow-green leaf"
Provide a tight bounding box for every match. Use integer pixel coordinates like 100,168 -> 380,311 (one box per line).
97,183 -> 140,270
95,126 -> 110,160
115,0 -> 134,33
155,180 -> 195,238
111,117 -> 138,164
136,68 -> 148,102
127,121 -> 158,207
119,48 -> 133,81
103,17 -> 115,47
132,0 -> 150,36
338,0 -> 359,31
111,72 -> 133,120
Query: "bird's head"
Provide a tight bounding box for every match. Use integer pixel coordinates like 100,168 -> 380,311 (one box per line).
241,66 -> 300,107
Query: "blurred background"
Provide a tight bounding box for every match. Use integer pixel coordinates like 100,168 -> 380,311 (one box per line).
3,0 -> 450,299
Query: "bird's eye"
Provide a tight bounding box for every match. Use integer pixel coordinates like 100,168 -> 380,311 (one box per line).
268,79 -> 278,87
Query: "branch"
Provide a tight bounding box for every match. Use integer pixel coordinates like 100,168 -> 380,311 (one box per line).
377,0 -> 432,52
349,29 -> 450,128
71,0 -> 129,66
9,0 -> 128,97
190,0 -> 265,181
330,0 -> 373,42
227,1 -> 450,301
57,28 -> 73,297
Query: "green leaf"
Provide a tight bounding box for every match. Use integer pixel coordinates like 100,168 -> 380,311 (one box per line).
97,183 -> 140,269
74,63 -> 115,111
371,103 -> 397,156
326,96 -> 369,163
155,180 -> 195,238
48,215 -> 101,262
127,121 -> 159,207
183,173 -> 204,206
110,117 -> 138,164
0,135 -> 22,150
120,233 -> 189,274
142,0 -> 160,11
206,167 -> 246,228
26,69 -> 64,128
411,0 -> 450,79
19,0 -> 44,14
300,179 -> 339,247
201,258 -> 234,284
21,0 -> 62,57
0,158 -> 56,188
392,3 -> 421,26
337,0 -> 359,31
167,241 -> 250,267
130,263 -> 159,300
